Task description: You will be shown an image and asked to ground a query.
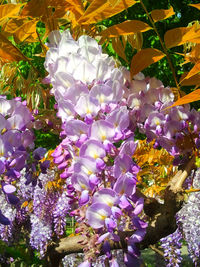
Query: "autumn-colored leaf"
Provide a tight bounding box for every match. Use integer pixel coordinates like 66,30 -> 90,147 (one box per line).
130,48 -> 165,77
189,3 -> 200,10
169,89 -> 200,108
164,24 -> 200,49
108,0 -> 121,7
181,61 -> 200,81
112,38 -> 127,62
180,72 -> 200,86
21,0 -> 66,17
0,33 -> 24,62
53,0 -> 84,20
127,33 -> 143,51
151,6 -> 175,22
171,87 -> 186,101
78,0 -> 136,24
177,44 -> 200,65
101,20 -> 152,37
13,20 -> 38,43
3,18 -> 27,35
0,4 -> 22,24
21,0 -> 83,22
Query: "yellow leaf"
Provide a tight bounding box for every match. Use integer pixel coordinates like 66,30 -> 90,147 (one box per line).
151,6 -> 175,22
0,4 -> 22,23
130,48 -> 165,77
101,20 -> 152,37
0,33 -> 24,61
181,61 -> 200,81
13,20 -> 38,43
78,0 -> 136,24
108,0 -> 121,7
3,18 -> 27,35
169,89 -> 200,107
189,3 -> 200,10
164,24 -> 200,49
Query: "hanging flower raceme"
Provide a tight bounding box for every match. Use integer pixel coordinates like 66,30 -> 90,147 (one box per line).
0,96 -> 34,226
44,30 -> 147,265
123,71 -> 200,161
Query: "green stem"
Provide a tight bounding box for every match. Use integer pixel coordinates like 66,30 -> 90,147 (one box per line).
140,0 -> 180,92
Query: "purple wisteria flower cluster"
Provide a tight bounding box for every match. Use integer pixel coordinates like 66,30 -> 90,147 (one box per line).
44,30 -> 148,265
177,169 -> 200,266
160,229 -> 183,267
0,96 -> 34,226
122,70 -> 200,161
0,96 -> 55,256
1,29 -> 200,266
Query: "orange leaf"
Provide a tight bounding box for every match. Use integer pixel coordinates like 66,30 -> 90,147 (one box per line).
180,72 -> 200,86
151,6 -> 175,22
0,33 -> 24,61
169,89 -> 200,107
21,0 -> 81,20
101,20 -> 152,37
21,0 -> 62,17
189,4 -> 200,10
0,4 -> 22,23
78,0 -> 136,24
127,33 -> 143,51
181,61 -> 200,81
108,0 -> 121,7
53,0 -> 84,20
13,20 -> 38,43
3,18 -> 28,35
130,48 -> 165,77
164,24 -> 200,49
112,38 -> 127,62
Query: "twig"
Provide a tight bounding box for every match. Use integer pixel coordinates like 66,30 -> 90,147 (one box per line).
168,156 -> 195,192
36,29 -> 47,55
140,0 -> 180,93
149,245 -> 165,258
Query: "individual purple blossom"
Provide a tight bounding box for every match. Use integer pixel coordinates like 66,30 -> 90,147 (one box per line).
75,95 -> 100,120
86,202 -> 112,229
79,190 -> 90,206
113,154 -> 134,179
57,99 -> 76,122
65,119 -> 89,143
113,173 -> 137,196
89,120 -> 115,144
79,139 -> 106,160
71,173 -> 90,191
74,157 -> 98,178
93,189 -> 119,207
106,106 -> 130,140
33,147 -> 47,160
